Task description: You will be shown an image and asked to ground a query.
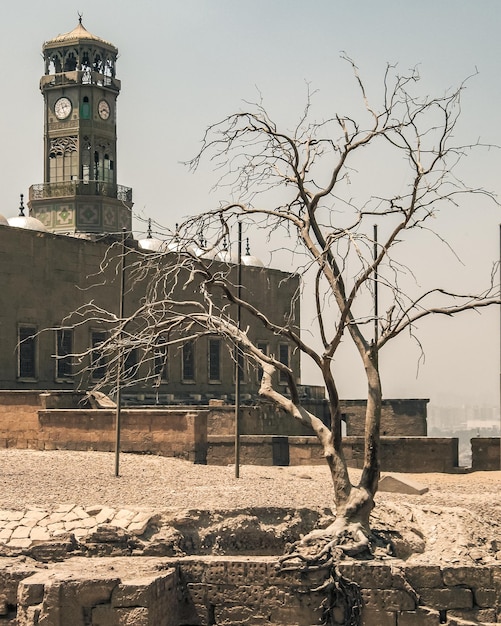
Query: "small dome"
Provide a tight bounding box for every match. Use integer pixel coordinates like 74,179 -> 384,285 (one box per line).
217,247 -> 240,264
8,194 -> 47,232
241,255 -> 264,267
0,214 -> 8,226
8,215 -> 48,232
138,237 -> 167,252
241,239 -> 264,266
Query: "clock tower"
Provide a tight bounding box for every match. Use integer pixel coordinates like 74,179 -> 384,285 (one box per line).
28,19 -> 133,235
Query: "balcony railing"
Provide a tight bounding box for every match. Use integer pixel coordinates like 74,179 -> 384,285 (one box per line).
29,180 -> 132,203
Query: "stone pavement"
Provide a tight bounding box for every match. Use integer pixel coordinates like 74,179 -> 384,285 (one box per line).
0,505 -> 154,550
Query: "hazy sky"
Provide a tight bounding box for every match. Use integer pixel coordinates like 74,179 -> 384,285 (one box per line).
1,1 -> 500,410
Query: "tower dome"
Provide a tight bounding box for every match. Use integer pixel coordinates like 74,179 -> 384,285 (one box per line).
0,214 -> 8,226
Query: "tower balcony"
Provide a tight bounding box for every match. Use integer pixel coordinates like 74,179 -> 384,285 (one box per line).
40,70 -> 121,91
29,180 -> 133,204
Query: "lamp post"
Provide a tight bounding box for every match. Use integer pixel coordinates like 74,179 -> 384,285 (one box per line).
235,222 -> 242,478
114,228 -> 126,477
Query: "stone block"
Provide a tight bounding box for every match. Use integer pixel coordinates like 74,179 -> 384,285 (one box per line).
111,571 -> 176,608
419,587 -> 473,610
94,507 -> 116,525
442,565 -> 492,588
403,565 -> 443,589
474,587 -> 497,607
186,583 -> 207,605
361,609 -> 396,626
378,474 -> 429,494
338,562 -> 394,589
361,588 -> 416,611
30,527 -> 51,541
448,607 -> 497,623
18,580 -> 45,606
397,607 -> 441,625
92,605 -> 150,626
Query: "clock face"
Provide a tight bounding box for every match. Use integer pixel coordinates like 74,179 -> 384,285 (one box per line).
54,97 -> 72,120
98,100 -> 110,120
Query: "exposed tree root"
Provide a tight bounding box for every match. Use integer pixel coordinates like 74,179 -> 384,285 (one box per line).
279,517 -> 373,570
277,499 -> 373,626
315,566 -> 363,626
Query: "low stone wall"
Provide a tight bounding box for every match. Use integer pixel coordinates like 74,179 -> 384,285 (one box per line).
2,556 -> 500,625
471,437 -> 500,471
37,410 -> 208,463
207,435 -> 460,472
342,398 -> 429,437
207,399 -> 429,438
0,391 -> 42,449
207,405 -> 314,437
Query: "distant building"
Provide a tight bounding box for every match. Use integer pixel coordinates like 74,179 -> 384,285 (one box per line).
0,22 -> 300,402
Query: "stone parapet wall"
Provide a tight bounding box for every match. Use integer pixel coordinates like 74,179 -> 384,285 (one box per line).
38,409 -> 208,463
207,399 -> 429,438
207,404 -> 314,437
471,438 -> 500,471
342,398 -> 429,437
208,435 -> 460,472
0,392 -> 42,449
2,556 -> 500,625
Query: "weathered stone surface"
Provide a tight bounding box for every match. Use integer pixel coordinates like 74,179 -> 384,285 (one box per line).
442,565 -> 492,588
378,474 -> 429,494
419,587 -> 473,610
403,564 -> 443,589
397,607 -> 441,625
17,579 -> 45,606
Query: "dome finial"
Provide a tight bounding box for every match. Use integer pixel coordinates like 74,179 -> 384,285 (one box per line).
147,218 -> 152,239
78,11 -> 83,25
18,194 -> 25,217
246,237 -> 250,256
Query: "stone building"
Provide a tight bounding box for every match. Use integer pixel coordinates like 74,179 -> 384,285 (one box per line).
0,21 -> 300,402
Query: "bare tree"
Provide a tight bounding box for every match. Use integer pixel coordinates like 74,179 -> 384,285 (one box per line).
64,59 -> 500,562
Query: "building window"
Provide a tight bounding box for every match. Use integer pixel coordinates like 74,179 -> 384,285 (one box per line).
18,325 -> 37,379
81,96 -> 90,119
123,348 -> 139,380
208,338 -> 221,382
49,136 -> 78,183
256,341 -> 268,383
91,331 -> 107,380
278,343 -> 290,384
55,328 -> 73,380
233,347 -> 245,383
153,339 -> 168,382
182,341 -> 195,382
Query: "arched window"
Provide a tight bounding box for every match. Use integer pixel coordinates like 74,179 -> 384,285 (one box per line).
49,137 -> 78,183
81,96 -> 90,119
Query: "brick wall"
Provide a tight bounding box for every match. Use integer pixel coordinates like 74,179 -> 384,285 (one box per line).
208,399 -> 429,438
0,392 -> 42,449
208,435 -> 460,472
471,437 -> 500,471
4,557 -> 501,625
38,409 -> 208,462
342,399 -> 429,437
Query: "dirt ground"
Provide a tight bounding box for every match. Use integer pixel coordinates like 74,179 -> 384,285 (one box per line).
0,449 -> 499,565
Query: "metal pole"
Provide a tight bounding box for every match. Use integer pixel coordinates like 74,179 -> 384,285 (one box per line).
114,229 -> 126,477
373,224 -> 379,366
235,222 -> 242,478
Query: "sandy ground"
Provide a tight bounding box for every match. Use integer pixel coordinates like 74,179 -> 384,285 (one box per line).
0,449 -> 499,564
